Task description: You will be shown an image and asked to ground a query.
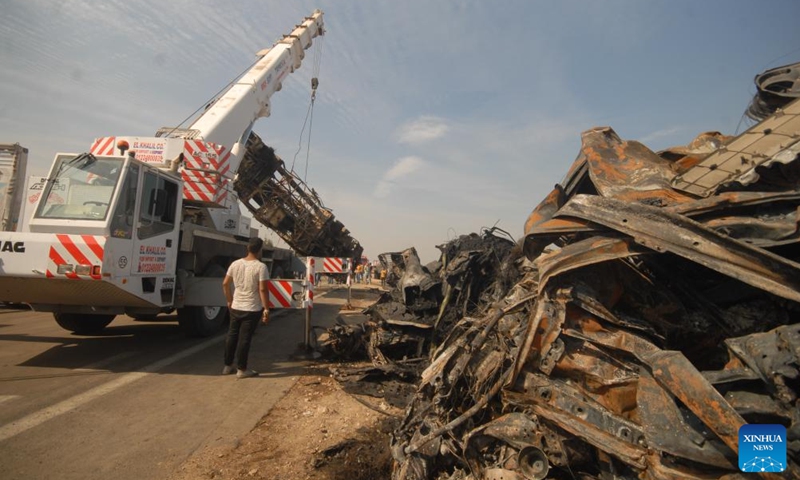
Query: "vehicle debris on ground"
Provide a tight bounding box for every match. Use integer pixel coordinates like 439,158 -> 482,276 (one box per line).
320,63 -> 800,479
317,230 -> 522,409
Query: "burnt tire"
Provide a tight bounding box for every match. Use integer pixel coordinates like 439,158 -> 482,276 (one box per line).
54,313 -> 115,334
178,264 -> 228,337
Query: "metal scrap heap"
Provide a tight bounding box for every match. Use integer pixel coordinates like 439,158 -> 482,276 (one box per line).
366,231 -> 521,359
390,76 -> 800,478
319,231 -> 523,408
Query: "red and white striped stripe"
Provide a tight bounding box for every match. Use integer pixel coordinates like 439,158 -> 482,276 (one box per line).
322,257 -> 344,273
180,170 -> 215,203
305,257 -> 315,309
267,280 -> 303,309
181,140 -> 231,205
46,234 -> 105,280
90,137 -> 116,156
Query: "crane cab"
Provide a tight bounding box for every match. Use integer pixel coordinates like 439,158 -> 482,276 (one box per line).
31,153 -> 180,240
0,152 -> 183,312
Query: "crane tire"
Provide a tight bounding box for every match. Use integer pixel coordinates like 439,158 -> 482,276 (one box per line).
178,305 -> 227,337
54,313 -> 115,334
178,264 -> 229,337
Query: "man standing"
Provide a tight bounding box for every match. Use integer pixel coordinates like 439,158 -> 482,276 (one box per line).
222,237 -> 270,379
364,263 -> 372,284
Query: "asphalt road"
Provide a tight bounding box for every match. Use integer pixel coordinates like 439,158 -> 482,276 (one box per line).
0,286 -> 350,480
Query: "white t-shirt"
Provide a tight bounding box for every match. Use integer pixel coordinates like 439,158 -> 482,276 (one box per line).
226,258 -> 269,311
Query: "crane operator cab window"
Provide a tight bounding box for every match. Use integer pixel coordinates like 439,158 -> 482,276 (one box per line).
137,171 -> 178,239
109,164 -> 139,239
35,154 -> 123,221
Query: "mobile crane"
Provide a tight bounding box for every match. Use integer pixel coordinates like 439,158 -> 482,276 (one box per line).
0,10 -> 361,336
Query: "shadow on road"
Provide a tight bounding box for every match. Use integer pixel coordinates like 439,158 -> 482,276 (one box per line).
0,297 -> 353,379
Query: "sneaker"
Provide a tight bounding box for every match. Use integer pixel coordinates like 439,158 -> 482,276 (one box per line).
236,369 -> 259,379
222,365 -> 235,375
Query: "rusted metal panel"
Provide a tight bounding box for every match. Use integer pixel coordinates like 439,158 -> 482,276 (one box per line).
535,236 -> 648,294
505,383 -> 649,469
658,131 -> 733,168
636,370 -> 736,469
556,194 -> 800,303
666,190 -> 800,217
724,323 -> 800,406
672,98 -> 800,197
582,126 -> 694,205
643,350 -> 746,456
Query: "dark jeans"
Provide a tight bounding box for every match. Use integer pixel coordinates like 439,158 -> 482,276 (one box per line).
224,308 -> 260,370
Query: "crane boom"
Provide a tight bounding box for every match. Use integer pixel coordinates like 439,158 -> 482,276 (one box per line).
188,10 -> 324,153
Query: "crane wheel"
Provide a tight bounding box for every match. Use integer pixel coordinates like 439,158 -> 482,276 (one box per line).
54,313 -> 115,335
178,306 -> 228,337
178,264 -> 229,337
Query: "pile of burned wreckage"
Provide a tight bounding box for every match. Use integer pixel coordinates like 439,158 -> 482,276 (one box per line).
319,63 -> 800,479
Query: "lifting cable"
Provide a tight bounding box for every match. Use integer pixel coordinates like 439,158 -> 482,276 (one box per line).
290,34 -> 324,187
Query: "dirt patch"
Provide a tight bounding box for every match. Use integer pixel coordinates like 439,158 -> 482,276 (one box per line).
171,365 -> 399,480
310,414 -> 397,480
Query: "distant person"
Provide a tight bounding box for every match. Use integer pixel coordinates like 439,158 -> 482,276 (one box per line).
355,263 -> 363,283
222,237 -> 270,379
364,263 -> 372,284
380,267 -> 387,287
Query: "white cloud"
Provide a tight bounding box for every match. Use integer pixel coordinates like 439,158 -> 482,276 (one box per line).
639,126 -> 684,144
394,116 -> 449,144
385,156 -> 425,180
374,156 -> 426,198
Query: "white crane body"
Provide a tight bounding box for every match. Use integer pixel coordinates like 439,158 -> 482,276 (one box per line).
0,11 -> 330,336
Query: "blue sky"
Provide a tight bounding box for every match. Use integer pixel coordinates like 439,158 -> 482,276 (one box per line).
2,0 -> 799,263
